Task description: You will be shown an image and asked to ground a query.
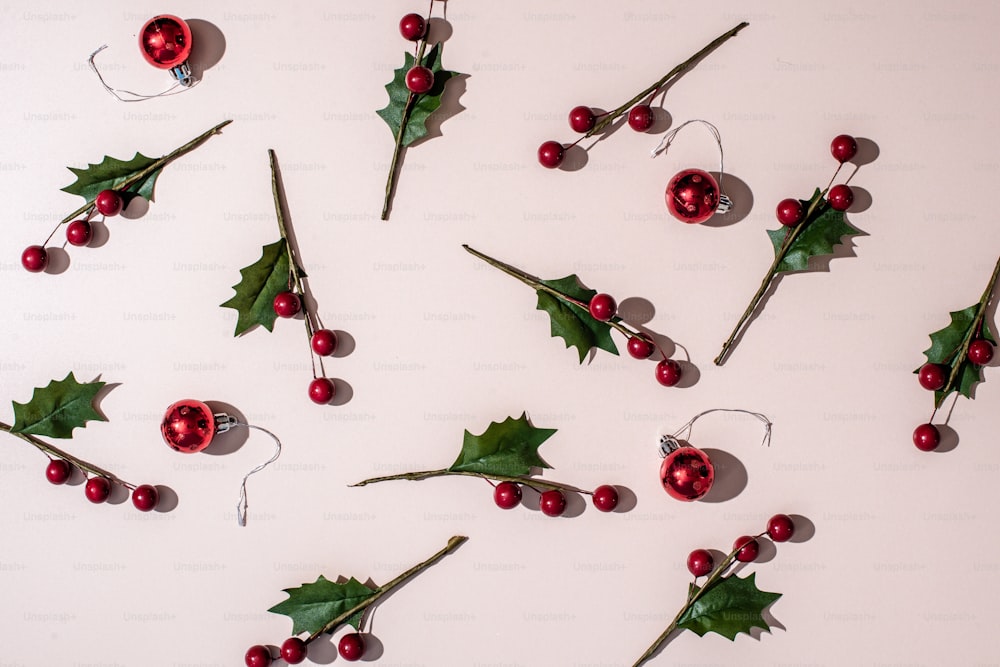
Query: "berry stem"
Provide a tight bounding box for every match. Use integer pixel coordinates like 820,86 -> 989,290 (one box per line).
305,535 -> 468,642
351,467 -> 588,494
0,420 -> 133,489
588,22 -> 748,137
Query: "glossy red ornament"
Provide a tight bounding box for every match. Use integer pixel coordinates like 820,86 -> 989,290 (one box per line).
160,399 -> 218,453
139,15 -> 192,69
659,441 -> 715,501
665,168 -> 720,224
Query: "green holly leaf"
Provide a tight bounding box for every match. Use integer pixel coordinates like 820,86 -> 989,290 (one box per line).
268,576 -> 376,637
61,153 -> 163,204
448,413 -> 556,477
377,44 -> 460,147
677,573 -> 782,640
220,239 -> 291,336
536,276 -> 619,363
11,372 -> 107,439
919,305 -> 997,404
766,189 -> 861,274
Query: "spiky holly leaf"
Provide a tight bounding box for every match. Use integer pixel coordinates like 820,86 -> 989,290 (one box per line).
536,276 -> 619,363
61,153 -> 163,204
677,573 -> 781,640
268,576 -> 376,637
448,413 -> 556,477
10,372 -> 107,439
919,304 -> 997,404
220,239 -> 291,336
376,44 -> 460,147
766,189 -> 861,274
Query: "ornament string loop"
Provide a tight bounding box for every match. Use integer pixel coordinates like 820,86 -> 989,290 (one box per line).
233,423 -> 282,528
651,119 -> 732,214
88,45 -> 196,102
659,408 -> 772,458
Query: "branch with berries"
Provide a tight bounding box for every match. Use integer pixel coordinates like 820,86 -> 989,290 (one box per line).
1,373 -> 160,511
353,413 -> 623,515
221,150 -> 342,405
21,119 -> 231,273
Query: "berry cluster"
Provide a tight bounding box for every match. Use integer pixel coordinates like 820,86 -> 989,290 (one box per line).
20,189 -> 123,273
493,480 -> 620,516
244,633 -> 367,666
398,12 -> 433,93
272,288 -> 340,405
686,514 -> 795,577
774,134 -> 858,227
45,456 -> 160,512
588,292 -> 683,387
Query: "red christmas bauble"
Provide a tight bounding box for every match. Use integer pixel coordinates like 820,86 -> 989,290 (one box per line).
659,445 -> 715,501
161,399 -> 216,453
665,168 -> 720,224
139,15 -> 192,69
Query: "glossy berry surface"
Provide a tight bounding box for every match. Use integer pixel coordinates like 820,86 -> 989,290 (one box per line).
775,198 -> 805,227
493,481 -> 522,509
917,363 -> 948,391
968,339 -> 994,365
568,105 -> 596,133
627,336 -> 655,360
280,637 -> 308,665
46,459 -> 72,485
309,378 -> 336,405
338,633 -> 365,662
627,104 -> 654,132
398,13 -> 427,41
311,329 -> 339,356
537,141 -> 565,169
766,513 -> 795,542
827,184 -> 853,211
591,484 -> 619,512
588,293 -> 617,322
687,548 -> 714,577
21,245 -> 48,273
95,190 -> 124,217
654,359 -> 682,387
244,645 -> 272,667
733,535 -> 759,562
85,477 -> 112,504
66,219 -> 93,246
273,291 -> 302,318
830,134 -> 858,163
131,484 -> 159,512
539,489 -> 567,517
912,423 -> 941,452
405,66 -> 435,94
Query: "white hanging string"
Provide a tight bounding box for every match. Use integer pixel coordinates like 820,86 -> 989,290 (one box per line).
87,45 -> 195,102
233,423 -> 283,527
659,408 -> 772,457
650,119 -> 731,212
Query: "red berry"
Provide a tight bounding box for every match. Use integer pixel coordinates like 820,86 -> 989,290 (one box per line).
131,484 -> 159,512
968,339 -> 994,366
95,190 -> 124,217
405,66 -> 434,94
591,484 -> 618,512
539,489 -> 567,517
775,198 -> 804,227
912,423 -> 941,452
687,548 -> 714,577
338,633 -> 365,662
244,645 -> 272,667
917,363 -> 948,391
46,459 -> 72,485
627,335 -> 655,360
398,13 -> 427,41
493,481 -> 522,509
273,291 -> 301,318
309,378 -> 336,404
654,359 -> 682,387
85,477 -> 112,504
537,141 -> 565,169
66,219 -> 93,246
311,329 -> 339,356
627,104 -> 654,132
588,293 -> 617,322
733,535 -> 759,562
827,184 -> 853,211
280,637 -> 308,665
568,105 -> 596,133
21,245 -> 48,273
830,134 -> 858,163
766,514 -> 795,542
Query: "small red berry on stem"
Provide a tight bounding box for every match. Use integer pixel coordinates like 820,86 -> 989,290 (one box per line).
66,219 -> 93,246
627,104 -> 654,132
912,423 -> 941,451
539,489 -> 567,517
568,105 -> 597,133
311,329 -> 338,356
308,378 -> 336,405
766,514 -> 795,542
733,535 -> 759,562
493,481 -> 522,509
968,339 -> 994,365
591,484 -> 619,512
95,190 -> 124,217
588,293 -> 617,322
827,184 -> 853,212
131,484 -> 159,512
405,66 -> 435,94
338,633 -> 365,661
627,335 -> 655,360
85,477 -> 112,504
244,645 -> 272,667
654,359 -> 682,387
830,134 -> 858,163
398,13 -> 427,41
537,141 -> 565,169
686,548 -> 714,577
775,198 -> 804,227
280,637 -> 308,665
917,363 -> 948,391
21,245 -> 48,273
46,459 -> 72,485
273,292 -> 302,318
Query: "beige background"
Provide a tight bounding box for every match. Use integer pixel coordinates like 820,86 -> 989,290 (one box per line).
2,1 -> 999,665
